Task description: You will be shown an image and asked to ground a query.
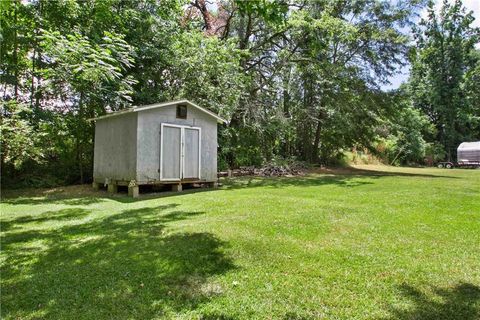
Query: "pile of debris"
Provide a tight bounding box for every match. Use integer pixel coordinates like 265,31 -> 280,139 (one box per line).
218,162 -> 307,178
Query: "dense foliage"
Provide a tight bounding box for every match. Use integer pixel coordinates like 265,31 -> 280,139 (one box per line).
1,0 -> 479,187
409,0 -> 480,161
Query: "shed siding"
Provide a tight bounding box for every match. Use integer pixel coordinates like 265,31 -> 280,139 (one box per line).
93,112 -> 137,182
136,104 -> 218,182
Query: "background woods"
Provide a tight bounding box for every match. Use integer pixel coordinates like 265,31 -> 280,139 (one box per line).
1,0 -> 479,187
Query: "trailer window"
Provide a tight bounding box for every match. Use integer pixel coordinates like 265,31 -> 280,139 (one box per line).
176,105 -> 187,119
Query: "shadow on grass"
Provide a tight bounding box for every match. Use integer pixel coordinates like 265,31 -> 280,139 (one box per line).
1,208 -> 91,232
323,166 -> 459,179
1,166 -> 460,206
386,283 -> 480,320
221,166 -> 459,191
1,192 -> 129,205
1,186 -> 218,206
200,313 -> 238,319
1,195 -> 105,206
283,312 -> 316,319
221,175 -> 374,190
1,204 -> 235,319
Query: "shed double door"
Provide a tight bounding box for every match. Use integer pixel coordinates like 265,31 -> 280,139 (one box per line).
160,123 -> 201,181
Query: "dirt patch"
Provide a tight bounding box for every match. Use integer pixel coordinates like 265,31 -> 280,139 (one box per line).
2,184 -> 104,200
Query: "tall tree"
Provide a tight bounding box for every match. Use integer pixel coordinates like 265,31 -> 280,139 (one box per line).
410,0 -> 480,160
1,0 -> 443,187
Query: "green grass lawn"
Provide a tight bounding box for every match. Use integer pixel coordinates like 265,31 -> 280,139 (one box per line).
1,166 -> 479,319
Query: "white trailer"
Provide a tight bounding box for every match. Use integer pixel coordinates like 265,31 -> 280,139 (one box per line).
437,141 -> 480,168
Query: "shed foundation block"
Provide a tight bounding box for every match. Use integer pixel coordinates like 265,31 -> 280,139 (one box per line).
206,181 -> 218,188
128,185 -> 139,198
107,183 -> 118,194
171,184 -> 182,192
92,182 -> 100,191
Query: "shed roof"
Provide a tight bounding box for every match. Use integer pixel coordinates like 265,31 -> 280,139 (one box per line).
89,99 -> 228,124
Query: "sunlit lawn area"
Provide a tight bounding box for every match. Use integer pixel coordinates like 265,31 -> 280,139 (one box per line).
1,165 -> 479,319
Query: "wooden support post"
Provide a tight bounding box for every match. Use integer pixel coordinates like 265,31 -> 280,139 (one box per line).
107,182 -> 118,194
171,184 -> 182,192
92,182 -> 100,191
128,185 -> 139,198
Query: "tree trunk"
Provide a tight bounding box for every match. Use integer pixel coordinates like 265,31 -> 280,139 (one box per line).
300,66 -> 317,162
282,68 -> 291,156
239,13 -> 252,50
77,92 -> 84,184
13,0 -> 19,99
312,115 -> 322,163
193,0 -> 216,36
31,0 -> 42,119
30,45 -> 36,110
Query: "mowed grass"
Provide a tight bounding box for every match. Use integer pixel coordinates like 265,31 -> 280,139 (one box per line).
1,166 -> 479,319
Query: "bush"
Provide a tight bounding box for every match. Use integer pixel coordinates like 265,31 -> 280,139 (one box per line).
1,173 -> 63,189
342,149 -> 383,166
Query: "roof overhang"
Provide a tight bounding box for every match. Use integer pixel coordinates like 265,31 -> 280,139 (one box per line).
88,99 -> 228,124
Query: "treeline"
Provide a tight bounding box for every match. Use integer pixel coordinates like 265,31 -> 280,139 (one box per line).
1,0 -> 479,187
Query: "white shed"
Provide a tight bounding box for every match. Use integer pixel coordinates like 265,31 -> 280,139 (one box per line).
90,99 -> 227,197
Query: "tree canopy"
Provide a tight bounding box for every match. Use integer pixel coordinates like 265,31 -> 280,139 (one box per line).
1,0 -> 479,187
409,0 -> 480,161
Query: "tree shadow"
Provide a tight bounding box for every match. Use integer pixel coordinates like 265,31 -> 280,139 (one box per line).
1,208 -> 91,232
1,195 -> 105,206
221,175 -> 374,190
283,312 -> 316,319
199,312 -> 238,319
317,166 -> 459,179
221,166 -> 459,191
1,204 -> 235,319
385,283 -> 480,320
1,185 -> 216,205
2,166 -> 460,205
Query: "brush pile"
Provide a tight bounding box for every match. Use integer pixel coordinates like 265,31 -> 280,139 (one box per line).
218,161 -> 307,177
